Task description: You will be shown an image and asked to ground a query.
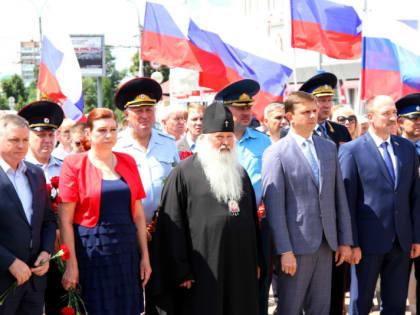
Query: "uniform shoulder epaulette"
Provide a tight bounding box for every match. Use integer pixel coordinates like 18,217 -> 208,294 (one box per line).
156,129 -> 175,140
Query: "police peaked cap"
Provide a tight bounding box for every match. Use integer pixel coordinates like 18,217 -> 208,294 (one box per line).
114,77 -> 162,111
396,93 -> 420,118
18,101 -> 64,131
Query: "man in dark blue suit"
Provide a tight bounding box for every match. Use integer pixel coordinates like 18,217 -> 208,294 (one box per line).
339,95 -> 420,314
0,114 -> 56,315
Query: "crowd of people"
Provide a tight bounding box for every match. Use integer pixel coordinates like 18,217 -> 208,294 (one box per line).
0,72 -> 419,315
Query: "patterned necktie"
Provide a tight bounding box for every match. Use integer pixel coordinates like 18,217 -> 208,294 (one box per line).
317,125 -> 326,138
302,140 -> 319,184
380,142 -> 395,183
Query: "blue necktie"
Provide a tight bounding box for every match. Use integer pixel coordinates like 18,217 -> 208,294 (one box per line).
380,142 -> 395,183
302,140 -> 319,184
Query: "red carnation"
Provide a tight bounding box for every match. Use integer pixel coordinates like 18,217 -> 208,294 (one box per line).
60,307 -> 75,315
59,244 -> 70,261
51,176 -> 59,189
46,184 -> 52,195
51,202 -> 58,213
179,151 -> 193,160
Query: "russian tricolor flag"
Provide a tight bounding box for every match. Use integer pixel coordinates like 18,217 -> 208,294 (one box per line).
38,20 -> 84,121
291,0 -> 362,60
141,1 -> 293,120
361,14 -> 420,100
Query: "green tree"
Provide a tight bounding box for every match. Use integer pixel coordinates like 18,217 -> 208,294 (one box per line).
0,94 -> 9,110
1,75 -> 28,110
129,51 -> 169,82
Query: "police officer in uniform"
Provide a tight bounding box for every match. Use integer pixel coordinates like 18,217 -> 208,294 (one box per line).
19,101 -> 64,182
18,100 -> 65,315
396,93 -> 420,314
114,77 -> 179,226
215,79 -> 271,315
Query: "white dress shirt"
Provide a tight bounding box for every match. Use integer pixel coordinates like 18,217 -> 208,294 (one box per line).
290,130 -> 320,168
25,150 -> 62,183
0,157 -> 33,224
368,129 -> 397,174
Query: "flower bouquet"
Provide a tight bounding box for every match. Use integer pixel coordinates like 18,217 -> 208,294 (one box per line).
0,244 -> 70,306
47,176 -> 60,213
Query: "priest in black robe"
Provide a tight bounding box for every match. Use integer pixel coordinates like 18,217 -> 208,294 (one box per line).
146,102 -> 263,315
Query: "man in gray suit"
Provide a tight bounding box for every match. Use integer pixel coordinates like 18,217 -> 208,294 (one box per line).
262,91 -> 353,315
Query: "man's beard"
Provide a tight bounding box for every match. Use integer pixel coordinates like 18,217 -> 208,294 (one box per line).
196,137 -> 243,204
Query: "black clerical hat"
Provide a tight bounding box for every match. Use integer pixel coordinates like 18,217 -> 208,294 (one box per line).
396,93 -> 420,118
214,79 -> 260,106
114,77 -> 162,111
203,102 -> 234,134
299,72 -> 337,97
18,101 -> 64,131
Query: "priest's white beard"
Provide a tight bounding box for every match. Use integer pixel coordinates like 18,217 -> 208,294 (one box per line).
196,137 -> 243,204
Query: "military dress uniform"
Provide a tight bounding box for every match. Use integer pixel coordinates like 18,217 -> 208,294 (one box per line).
215,79 -> 271,315
18,100 -> 65,315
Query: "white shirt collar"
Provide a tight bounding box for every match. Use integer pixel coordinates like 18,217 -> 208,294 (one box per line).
290,129 -> 314,147
368,129 -> 391,148
0,156 -> 27,174
186,132 -> 195,149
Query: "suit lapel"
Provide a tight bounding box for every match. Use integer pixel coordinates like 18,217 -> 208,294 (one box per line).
364,133 -> 394,187
286,134 -> 319,188
25,166 -> 39,226
0,166 -> 30,226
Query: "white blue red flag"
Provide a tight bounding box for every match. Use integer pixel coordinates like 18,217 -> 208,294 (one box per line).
290,0 -> 362,59
141,1 -> 293,120
38,19 -> 84,121
361,14 -> 420,100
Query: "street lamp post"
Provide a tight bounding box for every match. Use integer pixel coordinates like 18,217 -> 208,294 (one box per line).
126,0 -> 143,77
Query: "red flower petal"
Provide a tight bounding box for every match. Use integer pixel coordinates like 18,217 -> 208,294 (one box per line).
179,151 -> 193,160
60,307 -> 75,315
59,244 -> 70,261
51,176 -> 60,189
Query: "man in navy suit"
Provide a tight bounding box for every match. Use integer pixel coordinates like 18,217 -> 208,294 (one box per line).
339,95 -> 420,314
0,114 -> 56,315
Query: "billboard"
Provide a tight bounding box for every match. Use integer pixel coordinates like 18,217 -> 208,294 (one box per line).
71,35 -> 106,77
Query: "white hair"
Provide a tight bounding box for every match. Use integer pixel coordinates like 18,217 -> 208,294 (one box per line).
158,104 -> 186,123
264,103 -> 285,119
196,134 -> 243,204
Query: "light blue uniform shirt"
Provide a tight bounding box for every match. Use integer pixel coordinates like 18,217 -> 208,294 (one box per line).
236,127 -> 271,207
115,128 -> 180,223
25,151 -> 63,183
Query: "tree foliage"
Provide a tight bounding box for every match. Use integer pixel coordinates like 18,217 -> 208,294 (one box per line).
1,75 -> 28,111
129,50 -> 169,82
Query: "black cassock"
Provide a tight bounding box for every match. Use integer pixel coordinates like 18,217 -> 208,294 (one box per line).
146,155 -> 263,315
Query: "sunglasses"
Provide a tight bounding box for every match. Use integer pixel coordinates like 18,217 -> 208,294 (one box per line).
337,115 -> 356,124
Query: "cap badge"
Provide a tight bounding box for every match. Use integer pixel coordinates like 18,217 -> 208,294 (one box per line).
416,106 -> 420,111
44,118 -> 50,124
225,120 -> 229,127
140,94 -> 146,99
239,93 -> 250,101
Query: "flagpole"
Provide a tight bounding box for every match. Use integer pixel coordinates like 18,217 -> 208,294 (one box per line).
356,0 -> 368,115
293,48 -> 298,90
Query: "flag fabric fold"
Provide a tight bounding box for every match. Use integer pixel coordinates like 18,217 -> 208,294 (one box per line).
142,1 -> 293,120
38,20 -> 84,121
291,0 -> 362,59
361,14 -> 420,100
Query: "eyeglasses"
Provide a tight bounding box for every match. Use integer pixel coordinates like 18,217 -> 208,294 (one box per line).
337,115 -> 356,124
73,141 -> 82,147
